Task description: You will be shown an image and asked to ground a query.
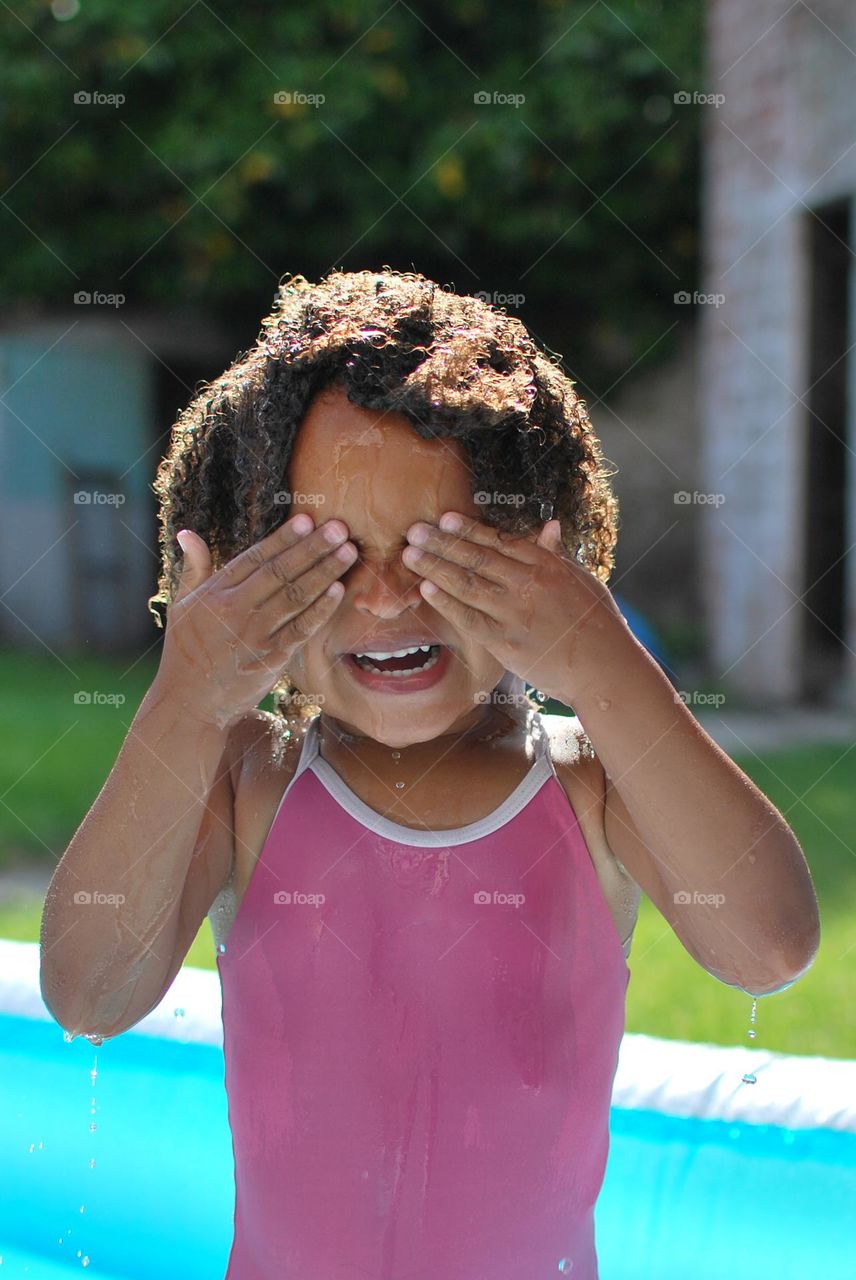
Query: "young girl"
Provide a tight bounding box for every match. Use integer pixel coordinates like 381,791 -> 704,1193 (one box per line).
41,269 -> 820,1280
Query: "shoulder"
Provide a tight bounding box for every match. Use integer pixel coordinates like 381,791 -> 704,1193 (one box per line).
539,712 -> 642,945
539,712 -> 604,801
539,712 -> 635,879
225,708 -> 308,797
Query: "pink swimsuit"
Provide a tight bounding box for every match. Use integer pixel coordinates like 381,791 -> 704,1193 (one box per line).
217,710 -> 630,1279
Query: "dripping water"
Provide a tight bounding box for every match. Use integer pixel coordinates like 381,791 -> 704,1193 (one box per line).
742,997 -> 758,1085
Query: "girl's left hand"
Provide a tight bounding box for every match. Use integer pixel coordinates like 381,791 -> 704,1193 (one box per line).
402,511 -> 627,704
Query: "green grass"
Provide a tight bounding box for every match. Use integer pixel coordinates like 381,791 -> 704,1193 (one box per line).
2,649 -> 852,1057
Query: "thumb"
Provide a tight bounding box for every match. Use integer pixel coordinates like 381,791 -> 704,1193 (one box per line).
535,518 -> 564,554
173,529 -> 213,601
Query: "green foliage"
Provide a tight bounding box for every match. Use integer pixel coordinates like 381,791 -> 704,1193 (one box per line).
1,0 -> 703,389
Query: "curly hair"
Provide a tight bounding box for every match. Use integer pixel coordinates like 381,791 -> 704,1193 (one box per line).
147,267 -> 619,725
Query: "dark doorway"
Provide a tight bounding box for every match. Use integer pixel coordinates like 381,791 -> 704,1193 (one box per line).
803,198 -> 850,702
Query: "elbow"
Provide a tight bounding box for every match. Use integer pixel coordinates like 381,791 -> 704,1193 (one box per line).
718,918 -> 821,998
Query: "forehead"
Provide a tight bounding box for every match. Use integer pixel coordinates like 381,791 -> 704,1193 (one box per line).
288,385 -> 476,527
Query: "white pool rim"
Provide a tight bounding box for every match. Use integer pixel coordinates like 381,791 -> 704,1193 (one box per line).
9,939 -> 855,1134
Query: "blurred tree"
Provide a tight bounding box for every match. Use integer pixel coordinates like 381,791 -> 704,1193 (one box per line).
0,0 -> 703,392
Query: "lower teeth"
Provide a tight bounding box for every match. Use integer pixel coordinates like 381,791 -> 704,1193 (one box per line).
354,648 -> 441,677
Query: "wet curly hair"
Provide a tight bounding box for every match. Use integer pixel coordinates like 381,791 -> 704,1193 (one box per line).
148,267 -> 619,724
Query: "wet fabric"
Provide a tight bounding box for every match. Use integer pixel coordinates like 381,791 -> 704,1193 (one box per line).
218,711 -> 630,1279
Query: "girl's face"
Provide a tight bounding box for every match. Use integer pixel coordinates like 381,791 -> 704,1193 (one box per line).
283,384 -> 506,747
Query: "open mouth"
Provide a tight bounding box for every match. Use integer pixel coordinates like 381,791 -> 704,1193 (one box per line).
350,644 -> 442,677
342,643 -> 451,692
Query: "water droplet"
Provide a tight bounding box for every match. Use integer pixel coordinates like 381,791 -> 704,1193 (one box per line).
28,1143 -> 35,1153
77,1250 -> 82,1258
84,1033 -> 104,1046
89,1158 -> 96,1169
742,1073 -> 757,1085
38,1141 -> 43,1150
218,943 -> 227,954
79,1205 -> 85,1213
391,751 -> 401,760
173,1007 -> 185,1018
748,1029 -> 757,1039
82,1258 -> 90,1268
394,781 -> 405,790
89,1123 -> 96,1133
558,1260 -> 573,1274
63,1030 -> 75,1043
540,501 -> 553,521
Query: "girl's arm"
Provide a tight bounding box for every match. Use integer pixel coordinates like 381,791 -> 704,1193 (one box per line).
40,677 -> 235,1039
566,623 -> 821,997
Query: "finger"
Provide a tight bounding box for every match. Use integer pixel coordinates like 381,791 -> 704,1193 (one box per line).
405,546 -> 508,624
428,512 -> 541,565
404,521 -> 531,586
535,519 -> 565,554
268,576 -> 346,650
229,519 -> 352,606
172,529 -> 213,605
260,540 -> 357,635
417,579 -> 504,642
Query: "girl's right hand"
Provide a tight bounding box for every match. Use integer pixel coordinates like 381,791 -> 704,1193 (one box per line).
154,514 -> 356,728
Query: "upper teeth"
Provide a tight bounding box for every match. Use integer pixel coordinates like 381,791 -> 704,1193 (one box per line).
354,644 -> 434,660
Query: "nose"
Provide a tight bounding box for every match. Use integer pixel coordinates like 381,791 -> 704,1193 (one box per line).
347,554 -> 424,618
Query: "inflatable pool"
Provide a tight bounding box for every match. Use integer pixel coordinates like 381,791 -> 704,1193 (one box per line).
2,940 -> 853,1278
